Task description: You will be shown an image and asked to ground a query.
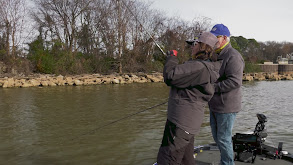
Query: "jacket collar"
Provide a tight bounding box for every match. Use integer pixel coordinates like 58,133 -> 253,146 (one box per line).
218,43 -> 232,59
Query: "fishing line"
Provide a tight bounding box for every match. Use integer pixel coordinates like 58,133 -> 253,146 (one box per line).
117,0 -> 166,56
71,0 -> 169,141
71,99 -> 168,140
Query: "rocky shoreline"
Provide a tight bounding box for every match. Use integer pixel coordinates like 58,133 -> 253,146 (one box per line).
242,72 -> 293,81
0,73 -> 164,88
0,72 -> 293,88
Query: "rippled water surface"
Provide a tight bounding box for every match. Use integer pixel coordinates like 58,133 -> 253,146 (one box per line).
0,81 -> 292,165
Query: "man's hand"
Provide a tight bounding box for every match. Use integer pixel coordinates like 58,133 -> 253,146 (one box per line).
166,50 -> 178,57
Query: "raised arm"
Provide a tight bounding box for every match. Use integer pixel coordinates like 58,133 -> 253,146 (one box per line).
163,56 -> 208,89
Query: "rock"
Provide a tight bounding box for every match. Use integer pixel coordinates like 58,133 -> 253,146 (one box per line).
48,81 -> 57,86
0,80 -> 4,87
280,75 -> 293,80
55,75 -> 65,85
112,78 -> 120,84
284,75 -> 293,80
93,78 -> 102,85
271,74 -> 281,81
84,78 -> 97,85
56,75 -> 64,81
65,77 -> 73,85
2,81 -> 9,88
265,73 -> 275,79
130,74 -> 138,79
133,77 -> 148,83
41,81 -> 49,87
146,75 -> 163,82
124,75 -> 130,79
120,79 -> 127,84
101,78 -> 111,84
22,82 -> 33,88
30,79 -> 41,86
2,78 -> 15,87
73,80 -> 83,86
254,73 -> 266,81
14,80 -> 23,87
8,78 -> 15,87
243,75 -> 254,81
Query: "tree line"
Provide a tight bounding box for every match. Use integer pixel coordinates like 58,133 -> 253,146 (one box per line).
1,0 -> 293,75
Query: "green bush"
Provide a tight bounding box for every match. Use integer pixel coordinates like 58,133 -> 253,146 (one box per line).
146,60 -> 164,73
244,62 -> 262,73
36,53 -> 56,74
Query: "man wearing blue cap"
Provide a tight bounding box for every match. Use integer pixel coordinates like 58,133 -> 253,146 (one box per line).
208,24 -> 244,165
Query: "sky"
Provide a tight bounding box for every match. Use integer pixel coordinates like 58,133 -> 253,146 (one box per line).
138,0 -> 293,43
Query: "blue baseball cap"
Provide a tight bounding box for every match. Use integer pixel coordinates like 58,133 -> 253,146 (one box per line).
210,24 -> 230,37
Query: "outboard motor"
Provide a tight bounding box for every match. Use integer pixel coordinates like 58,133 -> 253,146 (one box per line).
233,114 -> 268,163
254,113 -> 268,142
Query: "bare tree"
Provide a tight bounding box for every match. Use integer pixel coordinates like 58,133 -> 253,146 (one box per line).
32,0 -> 92,53
0,0 -> 26,58
191,16 -> 212,37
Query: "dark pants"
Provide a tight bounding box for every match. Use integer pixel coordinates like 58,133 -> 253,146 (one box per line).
157,120 -> 195,165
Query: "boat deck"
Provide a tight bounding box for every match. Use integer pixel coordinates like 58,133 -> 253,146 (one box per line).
195,150 -> 292,165
194,144 -> 293,165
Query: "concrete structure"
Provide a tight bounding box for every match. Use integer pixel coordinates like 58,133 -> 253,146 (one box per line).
258,64 -> 293,74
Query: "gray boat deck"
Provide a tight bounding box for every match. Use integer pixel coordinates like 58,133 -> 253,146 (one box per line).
195,150 -> 293,165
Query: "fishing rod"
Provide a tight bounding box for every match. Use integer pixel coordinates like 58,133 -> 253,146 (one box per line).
71,99 -> 168,141
71,0 -> 169,141
117,0 -> 166,56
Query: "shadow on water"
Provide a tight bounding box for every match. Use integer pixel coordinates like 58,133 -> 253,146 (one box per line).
0,81 -> 293,164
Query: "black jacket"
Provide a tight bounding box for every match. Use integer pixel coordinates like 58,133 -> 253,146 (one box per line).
163,56 -> 222,134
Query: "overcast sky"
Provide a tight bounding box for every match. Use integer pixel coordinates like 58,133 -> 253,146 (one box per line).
138,0 -> 293,43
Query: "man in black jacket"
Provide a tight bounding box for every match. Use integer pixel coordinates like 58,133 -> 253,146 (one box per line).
157,32 -> 222,165
208,24 -> 245,165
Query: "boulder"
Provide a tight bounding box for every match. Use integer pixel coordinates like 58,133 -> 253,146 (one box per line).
40,81 -> 49,87
73,80 -> 83,86
14,80 -> 23,87
243,75 -> 254,81
134,77 -> 148,83
271,74 -> 281,81
48,81 -> 57,86
30,79 -> 41,86
254,73 -> 266,81
112,78 -> 120,84
2,78 -> 15,87
101,78 -> 111,84
146,75 -> 163,82
22,82 -> 33,88
65,77 -> 73,85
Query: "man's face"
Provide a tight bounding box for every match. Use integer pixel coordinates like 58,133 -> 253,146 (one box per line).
215,35 -> 226,49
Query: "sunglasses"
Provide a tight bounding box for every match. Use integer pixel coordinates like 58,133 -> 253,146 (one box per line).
192,42 -> 199,46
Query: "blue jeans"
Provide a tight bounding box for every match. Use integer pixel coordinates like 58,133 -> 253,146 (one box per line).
210,111 -> 237,165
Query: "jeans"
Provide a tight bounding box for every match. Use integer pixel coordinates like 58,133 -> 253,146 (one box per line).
210,111 -> 237,165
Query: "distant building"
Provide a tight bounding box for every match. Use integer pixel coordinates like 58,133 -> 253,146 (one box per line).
277,56 -> 289,64
286,53 -> 293,64
263,62 -> 273,65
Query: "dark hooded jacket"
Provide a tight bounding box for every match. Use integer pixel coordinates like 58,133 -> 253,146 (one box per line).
163,56 -> 222,135
208,43 -> 245,113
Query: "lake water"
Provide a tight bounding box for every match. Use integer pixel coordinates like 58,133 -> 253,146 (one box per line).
0,81 -> 292,165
